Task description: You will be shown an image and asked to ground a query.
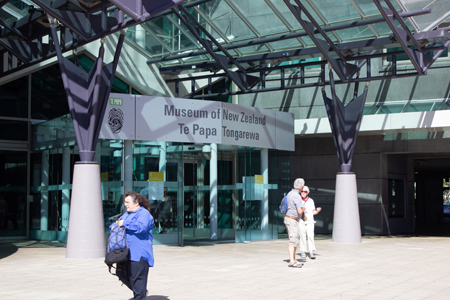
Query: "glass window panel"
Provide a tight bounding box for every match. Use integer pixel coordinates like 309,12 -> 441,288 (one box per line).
0,149 -> 27,236
144,17 -> 193,54
0,9 -> 17,26
31,64 -> 69,121
132,88 -> 142,95
387,42 -> 448,62
397,0 -> 448,31
198,0 -> 257,42
297,35 -> 317,48
377,104 -> 405,114
403,102 -> 434,113
0,75 -> 28,118
296,1 -> 326,26
0,120 -> 27,141
355,0 -> 384,16
370,22 -> 394,37
313,0 -> 361,24
226,1 -> 289,37
76,54 -> 95,72
111,77 -> 129,94
269,39 -> 304,51
235,44 -> 271,55
333,25 -> 376,41
196,13 -> 228,43
432,102 -> 450,111
363,105 -> 380,115
268,0 -> 308,32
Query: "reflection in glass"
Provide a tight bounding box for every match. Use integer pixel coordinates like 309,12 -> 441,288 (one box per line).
0,150 -> 27,237
0,75 -> 28,118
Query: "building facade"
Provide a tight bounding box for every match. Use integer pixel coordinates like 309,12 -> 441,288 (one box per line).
1,0 -> 450,244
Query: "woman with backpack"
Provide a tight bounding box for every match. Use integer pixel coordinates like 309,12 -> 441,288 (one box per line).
117,191 -> 154,300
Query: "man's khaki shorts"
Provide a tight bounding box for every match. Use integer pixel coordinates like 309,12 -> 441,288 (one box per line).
284,216 -> 299,247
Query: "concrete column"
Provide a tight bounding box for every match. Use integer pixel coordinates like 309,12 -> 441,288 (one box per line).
66,163 -> 105,258
123,140 -> 133,193
40,134 -> 49,231
61,131 -> 71,232
210,143 -> 218,239
261,148 -> 269,231
332,173 -> 362,243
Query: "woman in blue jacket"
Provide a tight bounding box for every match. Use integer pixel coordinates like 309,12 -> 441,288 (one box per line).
117,191 -> 154,300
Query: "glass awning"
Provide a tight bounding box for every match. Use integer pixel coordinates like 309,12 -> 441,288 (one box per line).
1,0 -> 449,73
119,0 -> 450,67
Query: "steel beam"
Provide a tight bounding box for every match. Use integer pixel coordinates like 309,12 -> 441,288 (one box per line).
0,0 -> 207,78
284,0 -> 357,82
177,5 -> 246,74
148,7 -> 431,65
171,6 -> 247,92
373,0 -> 426,74
164,46 -> 439,99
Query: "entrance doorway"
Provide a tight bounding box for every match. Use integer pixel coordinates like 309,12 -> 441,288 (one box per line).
182,145 -> 236,243
415,158 -> 450,236
183,149 -> 210,240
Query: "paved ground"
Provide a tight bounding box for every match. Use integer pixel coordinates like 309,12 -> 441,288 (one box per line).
1,235 -> 450,300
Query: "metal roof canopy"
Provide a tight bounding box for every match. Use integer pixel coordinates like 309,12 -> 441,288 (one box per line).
151,0 -> 450,98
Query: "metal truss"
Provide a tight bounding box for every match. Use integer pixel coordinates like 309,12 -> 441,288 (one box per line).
147,7 -> 431,65
284,0 -> 360,82
146,0 -> 448,100
164,27 -> 450,98
0,0 -> 215,78
150,0 -> 450,98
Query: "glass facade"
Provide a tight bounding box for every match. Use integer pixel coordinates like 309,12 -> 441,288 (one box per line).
26,133 -> 287,245
0,150 -> 27,237
1,0 -> 449,242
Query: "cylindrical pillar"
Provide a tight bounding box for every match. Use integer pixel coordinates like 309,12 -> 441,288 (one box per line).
210,143 -> 218,239
261,148 -> 269,231
66,163 -> 105,258
332,173 -> 362,243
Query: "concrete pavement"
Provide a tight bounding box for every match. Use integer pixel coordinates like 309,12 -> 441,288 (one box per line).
1,236 -> 450,300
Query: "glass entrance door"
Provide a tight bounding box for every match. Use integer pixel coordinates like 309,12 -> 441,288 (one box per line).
183,146 -> 210,241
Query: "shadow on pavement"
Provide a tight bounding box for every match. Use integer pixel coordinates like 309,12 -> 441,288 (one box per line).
0,240 -> 67,260
147,296 -> 170,300
0,242 -> 18,259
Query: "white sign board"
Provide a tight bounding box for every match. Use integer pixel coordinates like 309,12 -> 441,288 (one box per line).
222,102 -> 276,149
99,94 -> 295,151
136,96 -> 222,144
